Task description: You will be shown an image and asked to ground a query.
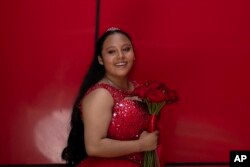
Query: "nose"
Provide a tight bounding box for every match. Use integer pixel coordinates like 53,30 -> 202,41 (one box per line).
117,50 -> 125,59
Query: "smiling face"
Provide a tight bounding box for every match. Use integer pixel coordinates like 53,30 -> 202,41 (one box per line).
98,33 -> 135,78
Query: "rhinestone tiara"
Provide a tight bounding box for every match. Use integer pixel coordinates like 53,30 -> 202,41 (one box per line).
106,27 -> 120,32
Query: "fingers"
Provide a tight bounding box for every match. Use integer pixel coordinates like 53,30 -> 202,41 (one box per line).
139,130 -> 159,151
141,130 -> 159,134
124,96 -> 142,101
154,130 -> 159,135
140,131 -> 148,137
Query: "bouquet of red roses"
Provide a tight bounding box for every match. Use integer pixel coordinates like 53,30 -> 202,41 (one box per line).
132,81 -> 178,167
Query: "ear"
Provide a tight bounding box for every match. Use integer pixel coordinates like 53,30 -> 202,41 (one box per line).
98,56 -> 104,65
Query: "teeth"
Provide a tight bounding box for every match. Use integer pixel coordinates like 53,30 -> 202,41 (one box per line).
115,62 -> 126,66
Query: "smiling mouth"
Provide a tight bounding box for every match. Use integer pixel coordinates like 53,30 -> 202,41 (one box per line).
115,62 -> 127,66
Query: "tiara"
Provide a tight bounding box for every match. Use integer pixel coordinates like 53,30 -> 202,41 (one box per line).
106,27 -> 120,32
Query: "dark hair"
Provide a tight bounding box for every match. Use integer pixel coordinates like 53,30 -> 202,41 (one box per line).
61,28 -> 132,166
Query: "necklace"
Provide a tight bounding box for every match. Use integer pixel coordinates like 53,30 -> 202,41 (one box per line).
104,75 -> 130,91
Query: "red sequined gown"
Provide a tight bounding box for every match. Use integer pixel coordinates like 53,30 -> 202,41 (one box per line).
78,82 -> 150,167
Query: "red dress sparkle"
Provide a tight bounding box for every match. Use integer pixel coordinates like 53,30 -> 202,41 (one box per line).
78,82 -> 150,167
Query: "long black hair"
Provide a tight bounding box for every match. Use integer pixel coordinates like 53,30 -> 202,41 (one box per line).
61,28 -> 132,166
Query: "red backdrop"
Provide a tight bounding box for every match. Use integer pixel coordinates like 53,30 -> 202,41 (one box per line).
0,0 -> 250,164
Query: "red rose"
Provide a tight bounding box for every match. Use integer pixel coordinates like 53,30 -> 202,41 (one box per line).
134,81 -> 178,167
146,81 -> 167,90
144,81 -> 170,102
132,84 -> 149,98
165,90 -> 179,104
133,80 -> 179,103
145,89 -> 167,102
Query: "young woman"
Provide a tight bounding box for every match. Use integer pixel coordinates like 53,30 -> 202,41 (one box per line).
62,28 -> 158,167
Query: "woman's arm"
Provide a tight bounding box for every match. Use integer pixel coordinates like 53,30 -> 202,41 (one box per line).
81,88 -> 158,158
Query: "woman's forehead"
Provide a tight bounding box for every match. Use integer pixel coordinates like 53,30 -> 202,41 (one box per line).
103,33 -> 131,47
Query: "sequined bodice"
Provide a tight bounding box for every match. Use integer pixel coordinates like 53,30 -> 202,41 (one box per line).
86,82 -> 150,165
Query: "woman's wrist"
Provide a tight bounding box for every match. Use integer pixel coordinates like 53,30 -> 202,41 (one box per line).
136,138 -> 144,152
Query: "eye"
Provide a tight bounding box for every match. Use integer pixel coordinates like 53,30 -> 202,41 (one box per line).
123,47 -> 131,52
108,50 -> 116,54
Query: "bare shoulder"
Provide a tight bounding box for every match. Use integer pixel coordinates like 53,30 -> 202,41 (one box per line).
81,88 -> 114,114
83,87 -> 113,102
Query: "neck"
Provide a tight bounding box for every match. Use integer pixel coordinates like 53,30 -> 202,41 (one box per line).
104,75 -> 130,91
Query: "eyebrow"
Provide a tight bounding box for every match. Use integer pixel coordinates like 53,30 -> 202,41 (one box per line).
105,46 -> 115,51
105,43 -> 132,50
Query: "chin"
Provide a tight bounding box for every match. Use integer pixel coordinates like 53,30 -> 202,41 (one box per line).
114,70 -> 131,78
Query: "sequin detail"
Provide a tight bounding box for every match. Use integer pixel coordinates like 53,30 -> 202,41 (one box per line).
86,82 -> 150,166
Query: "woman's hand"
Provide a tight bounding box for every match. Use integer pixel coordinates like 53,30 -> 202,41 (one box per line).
138,130 -> 159,152
124,96 -> 143,102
